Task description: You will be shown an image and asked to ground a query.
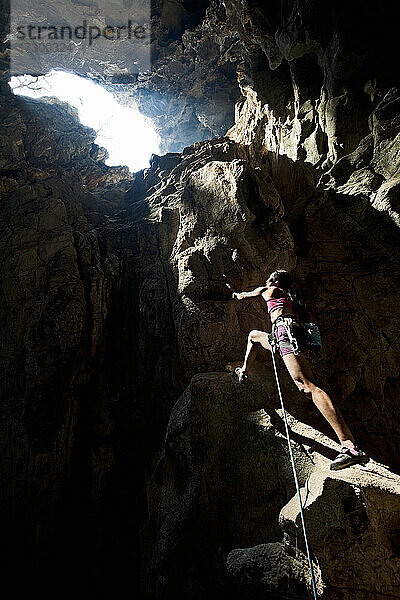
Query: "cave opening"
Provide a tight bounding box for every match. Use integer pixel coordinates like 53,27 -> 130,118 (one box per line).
9,70 -> 161,172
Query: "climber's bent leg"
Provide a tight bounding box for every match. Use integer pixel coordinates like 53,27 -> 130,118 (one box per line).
236,330 -> 271,381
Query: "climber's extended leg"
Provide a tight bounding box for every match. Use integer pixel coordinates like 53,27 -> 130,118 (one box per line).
235,329 -> 271,383
281,352 -> 369,469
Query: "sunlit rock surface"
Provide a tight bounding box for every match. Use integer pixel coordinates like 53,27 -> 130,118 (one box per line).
1,1 -> 400,598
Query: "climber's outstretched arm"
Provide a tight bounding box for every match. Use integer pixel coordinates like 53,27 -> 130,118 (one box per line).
232,286 -> 267,300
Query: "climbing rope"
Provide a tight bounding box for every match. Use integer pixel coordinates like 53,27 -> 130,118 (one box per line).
269,341 -> 319,600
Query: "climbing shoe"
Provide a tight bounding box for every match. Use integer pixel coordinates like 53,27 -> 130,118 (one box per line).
330,446 -> 369,471
234,367 -> 248,384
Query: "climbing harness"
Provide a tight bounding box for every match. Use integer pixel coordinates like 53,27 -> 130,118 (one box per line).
272,315 -> 301,355
272,315 -> 322,355
268,331 -> 319,600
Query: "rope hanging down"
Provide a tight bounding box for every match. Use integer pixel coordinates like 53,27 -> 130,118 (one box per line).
269,340 -> 319,600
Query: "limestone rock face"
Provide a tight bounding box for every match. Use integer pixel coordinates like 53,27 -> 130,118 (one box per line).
0,90 -> 131,594
280,466 -> 400,599
226,0 -> 400,170
144,371 -> 313,598
226,541 -> 320,598
126,2 -> 242,153
1,1 -> 400,599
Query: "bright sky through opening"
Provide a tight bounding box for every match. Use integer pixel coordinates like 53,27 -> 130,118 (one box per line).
9,70 -> 160,172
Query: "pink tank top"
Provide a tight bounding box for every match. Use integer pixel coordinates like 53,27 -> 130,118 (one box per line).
266,288 -> 294,315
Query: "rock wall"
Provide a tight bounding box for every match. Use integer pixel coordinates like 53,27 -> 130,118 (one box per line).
126,0 -> 242,152
1,1 -> 400,599
225,0 -> 400,168
119,109 -> 400,599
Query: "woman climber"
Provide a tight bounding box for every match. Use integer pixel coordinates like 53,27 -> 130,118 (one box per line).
232,269 -> 368,471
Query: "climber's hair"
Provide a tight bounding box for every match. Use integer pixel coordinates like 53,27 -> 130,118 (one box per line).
266,269 -> 308,321
267,269 -> 291,290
